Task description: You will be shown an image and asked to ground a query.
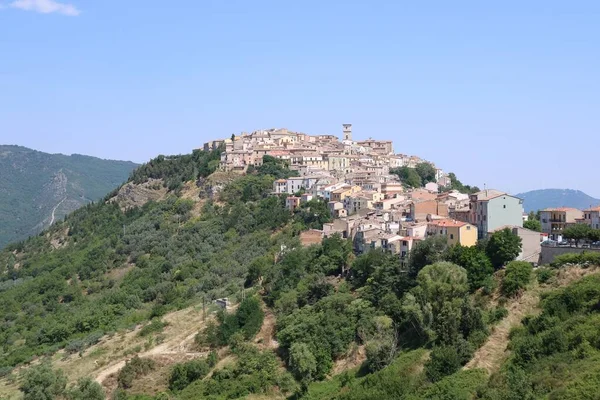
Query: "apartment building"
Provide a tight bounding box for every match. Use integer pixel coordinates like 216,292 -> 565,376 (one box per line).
539,207 -> 584,240
462,190 -> 524,239
583,206 -> 600,230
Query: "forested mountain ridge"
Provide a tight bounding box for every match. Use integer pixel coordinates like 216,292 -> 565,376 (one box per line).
0,145 -> 138,249
2,148 -> 600,400
517,188 -> 600,212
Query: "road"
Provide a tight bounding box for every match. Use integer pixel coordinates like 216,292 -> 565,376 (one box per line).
49,197 -> 66,225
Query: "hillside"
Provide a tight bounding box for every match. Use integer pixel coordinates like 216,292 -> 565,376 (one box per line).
0,145 -> 138,248
517,188 -> 600,212
3,148 -> 600,400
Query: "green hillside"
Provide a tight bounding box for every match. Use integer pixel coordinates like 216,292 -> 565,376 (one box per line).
0,145 -> 138,248
2,148 -> 600,400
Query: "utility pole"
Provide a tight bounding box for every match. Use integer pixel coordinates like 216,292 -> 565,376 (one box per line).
202,296 -> 206,321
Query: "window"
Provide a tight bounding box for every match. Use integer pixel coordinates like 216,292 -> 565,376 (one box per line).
466,226 -> 471,230
450,234 -> 454,239
503,205 -> 506,209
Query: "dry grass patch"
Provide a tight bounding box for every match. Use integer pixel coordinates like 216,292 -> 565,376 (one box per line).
466,265 -> 600,374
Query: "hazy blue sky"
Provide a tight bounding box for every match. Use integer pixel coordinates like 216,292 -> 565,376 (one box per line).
1,1 -> 599,196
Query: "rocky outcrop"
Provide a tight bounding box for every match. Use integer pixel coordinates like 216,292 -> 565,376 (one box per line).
111,179 -> 168,210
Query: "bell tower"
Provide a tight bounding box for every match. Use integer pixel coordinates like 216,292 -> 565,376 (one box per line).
343,124 -> 352,141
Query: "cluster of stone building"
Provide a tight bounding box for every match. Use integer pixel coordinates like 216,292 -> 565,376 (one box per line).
204,124 -> 448,186
204,125 -> 539,262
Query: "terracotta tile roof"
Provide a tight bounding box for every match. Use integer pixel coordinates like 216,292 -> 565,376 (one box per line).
428,219 -> 469,228
541,207 -> 582,212
472,189 -> 507,201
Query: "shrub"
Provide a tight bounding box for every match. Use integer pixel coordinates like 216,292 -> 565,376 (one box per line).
65,339 -> 86,354
67,377 -> 105,400
139,319 -> 167,337
487,307 -> 509,324
536,267 -> 556,284
169,359 -> 211,391
0,366 -> 12,378
20,363 -> 67,400
425,346 -> 462,382
214,296 -> 264,345
502,261 -> 533,297
551,253 -> 582,268
117,356 -> 156,389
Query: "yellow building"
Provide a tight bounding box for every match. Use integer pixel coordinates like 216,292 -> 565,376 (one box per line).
426,219 -> 478,247
330,185 -> 362,202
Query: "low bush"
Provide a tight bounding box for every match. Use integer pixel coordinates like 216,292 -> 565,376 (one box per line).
536,267 -> 556,284
551,252 -> 600,268
0,366 -> 13,378
502,261 -> 532,297
139,319 -> 167,337
425,346 -> 462,382
117,356 -> 156,389
169,358 -> 213,391
487,307 -> 509,325
65,339 -> 86,354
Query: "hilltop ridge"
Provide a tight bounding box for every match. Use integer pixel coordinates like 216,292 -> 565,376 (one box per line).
0,145 -> 138,248
517,188 -> 600,212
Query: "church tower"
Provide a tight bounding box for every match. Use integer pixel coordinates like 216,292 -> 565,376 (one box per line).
343,124 -> 352,141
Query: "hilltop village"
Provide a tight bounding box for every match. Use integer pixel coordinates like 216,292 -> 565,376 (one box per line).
204,124 -> 537,262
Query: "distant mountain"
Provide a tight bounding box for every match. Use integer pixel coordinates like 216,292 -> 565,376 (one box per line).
516,189 -> 600,212
0,145 -> 138,248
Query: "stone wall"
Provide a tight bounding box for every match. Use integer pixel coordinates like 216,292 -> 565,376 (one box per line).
540,245 -> 600,265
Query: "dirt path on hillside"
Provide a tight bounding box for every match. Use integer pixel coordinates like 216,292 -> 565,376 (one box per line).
465,266 -> 600,374
464,289 -> 539,373
93,307 -> 211,388
255,304 -> 278,350
49,197 -> 66,225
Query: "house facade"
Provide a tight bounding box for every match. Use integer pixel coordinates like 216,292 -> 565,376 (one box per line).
465,190 -> 524,239
426,219 -> 478,247
540,207 -> 584,240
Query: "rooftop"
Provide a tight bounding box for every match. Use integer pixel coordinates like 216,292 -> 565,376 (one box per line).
428,219 -> 470,228
541,207 -> 582,212
471,189 -> 507,201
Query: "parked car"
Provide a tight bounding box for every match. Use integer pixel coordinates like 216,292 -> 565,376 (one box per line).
558,240 -> 570,246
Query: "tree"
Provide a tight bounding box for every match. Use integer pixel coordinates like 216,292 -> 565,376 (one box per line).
20,363 -> 67,400
502,261 -> 533,297
415,162 -> 437,184
415,262 -> 469,305
425,346 -> 462,382
362,316 -> 399,372
407,236 -> 449,279
446,245 -> 494,292
587,229 -> 600,243
402,262 -> 469,343
390,166 -> 422,188
293,199 -> 332,229
444,172 -> 479,194
288,342 -> 317,385
486,228 -> 522,269
67,378 -> 104,400
523,219 -> 541,232
563,224 -> 592,246
236,296 -> 265,339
